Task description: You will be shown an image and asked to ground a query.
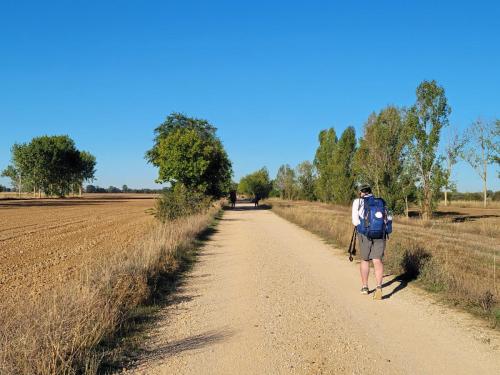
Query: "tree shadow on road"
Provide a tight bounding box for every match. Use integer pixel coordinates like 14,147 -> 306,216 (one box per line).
140,329 -> 234,362
223,203 -> 272,211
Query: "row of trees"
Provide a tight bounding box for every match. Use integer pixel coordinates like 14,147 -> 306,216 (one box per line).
239,80 -> 499,218
2,135 -> 96,197
85,185 -> 163,194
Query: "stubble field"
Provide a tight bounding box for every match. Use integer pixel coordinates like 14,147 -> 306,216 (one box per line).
0,194 -> 156,304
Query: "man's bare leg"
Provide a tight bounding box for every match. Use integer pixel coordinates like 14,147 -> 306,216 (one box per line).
372,259 -> 384,287
360,259 -> 370,287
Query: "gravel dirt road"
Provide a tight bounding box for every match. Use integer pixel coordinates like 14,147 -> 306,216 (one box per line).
0,196 -> 154,303
126,203 -> 500,374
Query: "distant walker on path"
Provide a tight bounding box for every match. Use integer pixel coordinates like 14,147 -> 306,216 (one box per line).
229,190 -> 237,208
253,193 -> 260,207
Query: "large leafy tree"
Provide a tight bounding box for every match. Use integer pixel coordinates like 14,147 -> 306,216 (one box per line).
238,168 -> 273,199
406,80 -> 451,219
2,135 -> 96,197
353,106 -> 412,213
313,128 -> 337,202
330,126 -> 357,204
145,113 -> 232,197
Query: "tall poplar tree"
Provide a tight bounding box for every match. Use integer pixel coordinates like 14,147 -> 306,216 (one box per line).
331,126 -> 357,204
406,80 -> 450,219
353,106 -> 412,213
313,128 -> 337,202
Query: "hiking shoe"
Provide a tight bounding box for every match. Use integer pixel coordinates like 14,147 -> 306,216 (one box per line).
360,286 -> 369,295
373,286 -> 383,300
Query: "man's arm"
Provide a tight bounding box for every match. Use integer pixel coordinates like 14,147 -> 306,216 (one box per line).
352,199 -> 360,226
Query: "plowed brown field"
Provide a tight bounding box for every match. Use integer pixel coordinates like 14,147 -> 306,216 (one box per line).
0,194 -> 155,303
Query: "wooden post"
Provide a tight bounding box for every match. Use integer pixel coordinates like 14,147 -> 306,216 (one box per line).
494,254 -> 497,294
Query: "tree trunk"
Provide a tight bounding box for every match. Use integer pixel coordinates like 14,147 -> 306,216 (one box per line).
33,186 -> 36,198
422,179 -> 433,220
79,185 -> 82,197
483,173 -> 487,208
483,141 -> 487,208
445,158 -> 451,206
405,195 -> 409,218
38,189 -> 42,199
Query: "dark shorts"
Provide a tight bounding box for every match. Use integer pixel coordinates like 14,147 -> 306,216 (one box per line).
358,233 -> 385,260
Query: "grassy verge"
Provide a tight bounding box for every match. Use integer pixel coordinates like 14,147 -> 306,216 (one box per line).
0,204 -> 222,375
269,199 -> 500,327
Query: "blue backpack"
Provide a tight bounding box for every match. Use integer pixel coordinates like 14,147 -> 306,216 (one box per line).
357,196 -> 392,239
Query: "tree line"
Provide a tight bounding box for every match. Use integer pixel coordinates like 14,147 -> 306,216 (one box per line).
239,80 -> 500,218
1,113 -> 234,213
2,135 -> 96,198
85,185 -> 164,194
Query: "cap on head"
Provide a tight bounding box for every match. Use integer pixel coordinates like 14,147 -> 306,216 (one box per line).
358,184 -> 372,194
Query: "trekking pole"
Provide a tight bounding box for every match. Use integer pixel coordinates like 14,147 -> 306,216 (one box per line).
348,227 -> 357,262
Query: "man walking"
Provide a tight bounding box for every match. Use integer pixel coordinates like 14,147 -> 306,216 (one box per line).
351,184 -> 390,300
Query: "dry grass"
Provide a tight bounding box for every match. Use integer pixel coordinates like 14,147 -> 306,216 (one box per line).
0,204 -> 221,375
269,199 -> 500,326
440,200 -> 500,209
0,192 -> 33,199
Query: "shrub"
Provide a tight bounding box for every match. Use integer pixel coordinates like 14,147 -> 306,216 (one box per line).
155,184 -> 211,222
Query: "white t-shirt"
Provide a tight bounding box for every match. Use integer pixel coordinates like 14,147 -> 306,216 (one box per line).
351,194 -> 372,226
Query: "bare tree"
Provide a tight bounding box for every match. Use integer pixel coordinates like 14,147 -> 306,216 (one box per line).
443,128 -> 465,206
461,118 -> 499,208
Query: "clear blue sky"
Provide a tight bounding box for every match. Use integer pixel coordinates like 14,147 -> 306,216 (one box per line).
1,0 -> 499,191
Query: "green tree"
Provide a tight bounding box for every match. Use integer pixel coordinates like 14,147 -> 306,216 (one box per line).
2,136 -> 96,198
443,128 -> 465,206
146,113 -> 232,197
313,128 -> 337,202
238,168 -> 273,199
275,164 -> 297,200
295,161 -> 316,201
400,160 -> 418,218
71,151 -> 97,197
461,119 -> 499,208
353,106 -> 412,213
406,80 -> 451,219
331,126 -> 357,204
1,165 -> 21,195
